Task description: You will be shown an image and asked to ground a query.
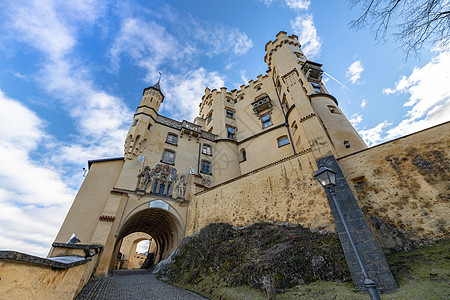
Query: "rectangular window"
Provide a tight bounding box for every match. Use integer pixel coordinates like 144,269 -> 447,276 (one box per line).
133,119 -> 138,126
227,126 -> 236,139
261,114 -> 272,128
166,133 -> 178,145
278,136 -> 289,147
147,124 -> 151,131
202,145 -> 212,155
201,161 -> 212,174
311,82 -> 321,93
207,112 -> 213,123
162,150 -> 175,164
226,109 -> 234,119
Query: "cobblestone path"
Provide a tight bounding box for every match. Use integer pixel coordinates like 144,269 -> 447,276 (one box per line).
76,269 -> 209,300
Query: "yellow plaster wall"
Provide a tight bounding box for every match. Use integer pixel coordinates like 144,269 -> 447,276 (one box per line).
186,151 -> 334,235
51,159 -> 124,248
338,122 -> 450,250
0,257 -> 98,300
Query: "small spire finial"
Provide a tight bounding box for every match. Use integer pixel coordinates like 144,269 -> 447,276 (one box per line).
151,72 -> 162,91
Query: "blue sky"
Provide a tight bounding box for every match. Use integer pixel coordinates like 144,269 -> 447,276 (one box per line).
0,0 -> 448,257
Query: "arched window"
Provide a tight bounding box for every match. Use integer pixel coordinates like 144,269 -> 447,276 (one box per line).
161,149 -> 176,164
240,149 -> 247,162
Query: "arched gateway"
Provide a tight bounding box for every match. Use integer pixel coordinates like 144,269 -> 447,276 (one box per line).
112,203 -> 184,268
46,32 -> 400,293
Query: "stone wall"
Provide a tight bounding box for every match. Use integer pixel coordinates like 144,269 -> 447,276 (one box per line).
186,150 -> 335,236
338,122 -> 449,251
187,122 -> 449,253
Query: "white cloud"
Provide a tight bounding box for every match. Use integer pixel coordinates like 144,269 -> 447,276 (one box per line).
0,0 -> 133,256
257,0 -> 274,6
110,18 -> 184,75
0,91 -> 75,256
360,99 -> 367,108
225,63 -> 234,70
359,120 -> 392,147
346,60 -> 364,84
349,113 -> 363,127
290,14 -> 321,59
187,19 -> 253,57
240,69 -> 249,84
161,68 -> 225,121
285,0 -> 310,10
382,50 -> 450,140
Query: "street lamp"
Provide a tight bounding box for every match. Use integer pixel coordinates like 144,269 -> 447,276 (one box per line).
314,166 -> 381,300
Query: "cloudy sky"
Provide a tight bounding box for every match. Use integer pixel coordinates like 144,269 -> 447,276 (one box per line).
0,0 -> 448,257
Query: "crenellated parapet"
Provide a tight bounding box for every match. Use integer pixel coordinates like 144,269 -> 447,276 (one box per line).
264,31 -> 305,70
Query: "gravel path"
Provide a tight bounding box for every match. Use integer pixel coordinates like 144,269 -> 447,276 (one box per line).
76,269 -> 209,300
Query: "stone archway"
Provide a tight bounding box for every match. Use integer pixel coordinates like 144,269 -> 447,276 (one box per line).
109,205 -> 184,271
115,232 -> 152,270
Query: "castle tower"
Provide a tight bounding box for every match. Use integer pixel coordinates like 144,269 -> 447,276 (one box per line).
265,31 -> 367,158
124,78 -> 164,160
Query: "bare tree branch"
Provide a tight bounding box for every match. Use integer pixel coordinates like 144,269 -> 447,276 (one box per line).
349,0 -> 450,59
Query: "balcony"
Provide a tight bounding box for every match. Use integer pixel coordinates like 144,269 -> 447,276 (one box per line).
251,95 -> 272,114
302,60 -> 323,81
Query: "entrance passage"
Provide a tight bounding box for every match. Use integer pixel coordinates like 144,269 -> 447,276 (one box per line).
110,207 -> 183,271
76,270 -> 208,299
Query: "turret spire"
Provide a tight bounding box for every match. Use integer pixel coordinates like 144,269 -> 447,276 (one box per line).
151,72 -> 162,91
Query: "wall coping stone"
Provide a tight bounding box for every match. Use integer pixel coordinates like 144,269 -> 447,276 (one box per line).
0,250 -> 91,269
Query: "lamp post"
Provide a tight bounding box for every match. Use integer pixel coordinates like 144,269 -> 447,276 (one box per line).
314,166 -> 381,300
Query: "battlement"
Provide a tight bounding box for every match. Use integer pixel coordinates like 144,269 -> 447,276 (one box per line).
265,31 -> 302,69
199,71 -> 271,112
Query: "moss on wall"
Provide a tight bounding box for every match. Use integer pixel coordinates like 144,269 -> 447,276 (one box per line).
158,222 -> 350,298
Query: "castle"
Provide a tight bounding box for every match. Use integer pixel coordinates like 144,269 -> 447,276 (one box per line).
1,32 -> 448,299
